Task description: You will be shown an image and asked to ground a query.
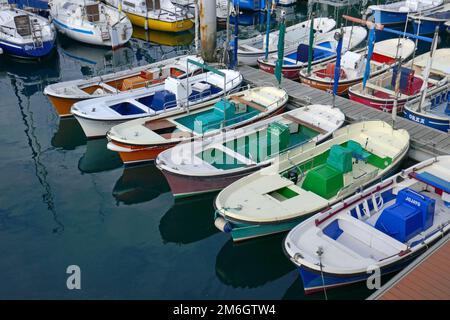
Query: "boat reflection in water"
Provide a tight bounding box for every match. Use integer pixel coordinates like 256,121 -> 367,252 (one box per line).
51,117 -> 86,150
113,164 -> 170,205
159,194 -> 219,244
215,233 -> 295,288
58,36 -> 137,77
78,138 -> 122,174
132,27 -> 194,46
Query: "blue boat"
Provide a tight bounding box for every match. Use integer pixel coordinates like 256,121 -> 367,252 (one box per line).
369,0 -> 443,25
403,84 -> 450,132
284,156 -> 450,294
410,3 -> 450,35
0,6 -> 55,58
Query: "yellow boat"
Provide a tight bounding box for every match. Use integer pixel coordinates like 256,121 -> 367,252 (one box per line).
105,0 -> 194,32
132,27 -> 194,46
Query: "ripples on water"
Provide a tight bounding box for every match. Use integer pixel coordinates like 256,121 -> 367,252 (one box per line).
0,1 -> 446,299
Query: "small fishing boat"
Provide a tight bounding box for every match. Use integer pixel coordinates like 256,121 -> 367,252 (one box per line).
49,0 -> 133,48
410,3 -> 450,35
403,82 -> 450,132
214,121 -> 410,242
107,86 -> 286,165
284,156 -> 450,294
237,17 -> 336,66
299,38 -> 415,95
105,0 -> 193,32
368,0 -> 443,25
156,105 -> 345,198
0,6 -> 55,58
72,69 -> 241,138
258,26 -> 367,80
44,55 -> 203,117
348,48 -> 450,113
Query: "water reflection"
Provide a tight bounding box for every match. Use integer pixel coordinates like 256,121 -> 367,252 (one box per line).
113,164 -> 169,205
132,27 -> 194,47
78,138 -> 122,174
215,233 -> 295,288
159,194 -> 219,244
51,117 -> 86,150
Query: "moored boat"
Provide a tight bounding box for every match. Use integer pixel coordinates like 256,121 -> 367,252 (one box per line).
348,48 -> 450,113
410,3 -> 450,35
284,156 -> 450,294
107,86 -> 286,165
44,55 -> 203,117
156,104 -> 345,198
257,26 -> 367,80
214,121 -> 410,242
0,5 -> 55,58
403,82 -> 450,132
105,0 -> 194,32
237,17 -> 336,66
72,68 -> 242,138
299,38 -> 415,95
368,0 -> 443,25
49,0 -> 133,48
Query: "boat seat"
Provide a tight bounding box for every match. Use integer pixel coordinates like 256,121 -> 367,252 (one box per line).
282,114 -> 327,134
230,96 -> 267,112
346,140 -> 371,161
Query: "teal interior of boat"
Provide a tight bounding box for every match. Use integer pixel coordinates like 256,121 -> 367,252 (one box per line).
174,99 -> 261,134
196,121 -> 321,170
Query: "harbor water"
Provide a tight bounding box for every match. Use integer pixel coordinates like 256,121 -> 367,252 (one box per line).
0,1 -> 447,299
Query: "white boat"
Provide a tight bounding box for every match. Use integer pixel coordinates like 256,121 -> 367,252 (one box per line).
368,0 -> 443,25
49,0 -> 133,48
106,86 -> 287,164
156,104 -> 345,198
44,55 -> 203,117
72,68 -> 241,138
237,17 -> 336,66
284,156 -> 450,294
214,121 -> 410,242
0,5 -> 56,58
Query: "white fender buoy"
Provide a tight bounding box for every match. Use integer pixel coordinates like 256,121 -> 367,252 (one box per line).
214,217 -> 231,233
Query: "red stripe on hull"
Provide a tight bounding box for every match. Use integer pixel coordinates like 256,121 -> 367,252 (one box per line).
348,93 -> 406,113
258,61 -> 300,80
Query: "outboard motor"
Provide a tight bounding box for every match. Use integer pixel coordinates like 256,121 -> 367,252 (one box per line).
288,168 -> 299,184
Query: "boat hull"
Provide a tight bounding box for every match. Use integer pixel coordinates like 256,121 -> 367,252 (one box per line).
299,76 -> 359,95
125,12 -> 193,32
258,60 -> 301,80
403,107 -> 450,132
348,91 -> 407,113
412,19 -> 447,35
372,10 -> 408,25
47,95 -> 87,117
74,115 -> 138,138
0,39 -> 54,58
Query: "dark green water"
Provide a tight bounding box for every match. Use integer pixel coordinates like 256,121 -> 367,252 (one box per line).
0,2 -> 446,299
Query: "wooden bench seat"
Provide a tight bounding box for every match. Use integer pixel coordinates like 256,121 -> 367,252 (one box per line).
282,113 -> 327,134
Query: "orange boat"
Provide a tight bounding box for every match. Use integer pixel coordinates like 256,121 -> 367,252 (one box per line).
44,55 -> 203,117
299,38 -> 415,95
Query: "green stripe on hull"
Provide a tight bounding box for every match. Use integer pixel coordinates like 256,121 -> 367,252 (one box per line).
230,219 -> 304,242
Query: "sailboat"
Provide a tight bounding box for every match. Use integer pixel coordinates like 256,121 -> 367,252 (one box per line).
258,26 -> 367,80
105,0 -> 194,32
348,48 -> 450,113
44,55 -> 203,117
106,85 -> 288,165
71,68 -> 241,138
214,121 -> 410,242
237,17 -> 336,66
368,0 -> 443,25
49,0 -> 133,48
284,156 -> 450,294
0,5 -> 56,58
156,104 -> 345,198
299,38 -> 415,95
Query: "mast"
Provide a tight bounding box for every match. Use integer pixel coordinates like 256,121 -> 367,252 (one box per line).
232,2 -> 239,69
332,25 -> 344,107
275,11 -> 286,86
307,9 -> 315,75
418,26 -> 439,113
264,0 -> 272,61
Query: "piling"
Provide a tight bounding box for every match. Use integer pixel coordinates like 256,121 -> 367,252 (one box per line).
199,0 -> 217,62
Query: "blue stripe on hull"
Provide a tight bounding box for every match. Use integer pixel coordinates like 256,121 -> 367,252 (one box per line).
403,109 -> 450,132
373,10 -> 408,25
0,39 -> 55,58
412,20 -> 446,35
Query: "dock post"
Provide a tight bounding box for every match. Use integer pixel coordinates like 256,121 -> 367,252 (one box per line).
199,0 -> 217,62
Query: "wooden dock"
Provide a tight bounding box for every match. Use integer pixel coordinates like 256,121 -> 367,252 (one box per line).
367,234 -> 450,300
238,65 -> 450,161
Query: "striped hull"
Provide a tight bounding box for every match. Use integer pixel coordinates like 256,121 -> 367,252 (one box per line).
0,39 -> 54,58
403,108 -> 450,132
348,92 -> 407,113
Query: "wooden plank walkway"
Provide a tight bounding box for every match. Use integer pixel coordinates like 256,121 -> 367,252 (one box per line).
367,234 -> 450,300
238,65 -> 450,161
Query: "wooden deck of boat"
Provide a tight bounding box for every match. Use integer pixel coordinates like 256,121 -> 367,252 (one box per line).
367,234 -> 450,300
238,65 -> 450,161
